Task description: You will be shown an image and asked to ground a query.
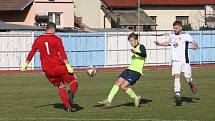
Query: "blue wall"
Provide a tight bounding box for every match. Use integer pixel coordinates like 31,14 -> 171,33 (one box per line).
188,30 -> 215,64
33,31 -> 215,69
34,32 -> 105,69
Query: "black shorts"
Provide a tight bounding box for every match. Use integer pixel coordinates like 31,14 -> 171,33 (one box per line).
118,69 -> 141,85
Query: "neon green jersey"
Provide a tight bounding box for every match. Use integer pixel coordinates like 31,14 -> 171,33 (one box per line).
128,44 -> 147,75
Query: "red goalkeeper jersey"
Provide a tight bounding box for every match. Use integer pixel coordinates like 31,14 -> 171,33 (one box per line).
26,33 -> 67,71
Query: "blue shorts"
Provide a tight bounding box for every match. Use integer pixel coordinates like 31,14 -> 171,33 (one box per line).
118,69 -> 141,85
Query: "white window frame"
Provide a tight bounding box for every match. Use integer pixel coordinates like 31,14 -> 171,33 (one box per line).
176,16 -> 189,26
48,12 -> 62,28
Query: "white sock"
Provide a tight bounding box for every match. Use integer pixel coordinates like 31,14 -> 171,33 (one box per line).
176,93 -> 180,96
174,78 -> 181,94
189,78 -> 193,83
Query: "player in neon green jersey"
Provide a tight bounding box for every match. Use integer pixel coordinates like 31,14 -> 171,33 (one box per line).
98,32 -> 147,108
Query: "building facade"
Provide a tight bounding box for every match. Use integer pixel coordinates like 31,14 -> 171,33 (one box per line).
74,0 -> 111,29
0,0 -> 74,28
74,0 -> 215,30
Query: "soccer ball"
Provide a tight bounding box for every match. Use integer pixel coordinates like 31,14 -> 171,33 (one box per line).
86,66 -> 96,76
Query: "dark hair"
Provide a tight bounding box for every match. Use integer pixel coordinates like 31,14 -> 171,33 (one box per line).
173,21 -> 182,27
46,22 -> 56,30
128,32 -> 138,40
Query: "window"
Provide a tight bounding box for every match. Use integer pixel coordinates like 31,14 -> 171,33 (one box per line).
48,13 -> 61,27
150,16 -> 157,30
150,16 -> 157,23
176,16 -> 189,25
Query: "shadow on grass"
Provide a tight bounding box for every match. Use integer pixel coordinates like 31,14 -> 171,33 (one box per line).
181,96 -> 200,103
94,99 -> 152,108
170,96 -> 200,103
33,103 -> 84,112
170,96 -> 200,106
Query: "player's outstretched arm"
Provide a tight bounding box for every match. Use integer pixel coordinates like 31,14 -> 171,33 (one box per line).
57,38 -> 74,74
191,41 -> 198,50
64,60 -> 74,74
21,60 -> 30,71
21,40 -> 38,71
154,40 -> 170,47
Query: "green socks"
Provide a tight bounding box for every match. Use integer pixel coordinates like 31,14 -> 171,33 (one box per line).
125,88 -> 138,99
107,85 -> 119,102
107,85 -> 138,102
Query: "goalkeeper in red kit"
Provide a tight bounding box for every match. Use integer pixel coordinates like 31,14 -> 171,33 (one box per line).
21,22 -> 78,112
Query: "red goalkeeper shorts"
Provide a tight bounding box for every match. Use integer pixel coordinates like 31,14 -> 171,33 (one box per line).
45,65 -> 76,87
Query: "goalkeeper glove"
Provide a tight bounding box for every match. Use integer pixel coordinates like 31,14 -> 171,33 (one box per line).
21,62 -> 28,71
66,64 -> 74,73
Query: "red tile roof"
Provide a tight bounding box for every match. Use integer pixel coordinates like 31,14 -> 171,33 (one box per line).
141,0 -> 215,5
101,0 -> 215,7
204,0 -> 215,4
101,0 -> 137,7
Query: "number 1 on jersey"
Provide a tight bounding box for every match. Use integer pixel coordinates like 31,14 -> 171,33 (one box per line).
45,42 -> 50,55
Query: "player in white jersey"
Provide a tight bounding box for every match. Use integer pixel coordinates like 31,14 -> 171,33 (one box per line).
154,21 -> 198,106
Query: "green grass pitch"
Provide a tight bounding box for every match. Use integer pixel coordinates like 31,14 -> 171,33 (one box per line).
0,67 -> 215,121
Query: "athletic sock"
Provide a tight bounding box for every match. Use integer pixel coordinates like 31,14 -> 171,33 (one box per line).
70,81 -> 79,95
188,78 -> 193,87
58,86 -> 71,109
174,78 -> 181,93
125,88 -> 138,99
107,85 -> 119,102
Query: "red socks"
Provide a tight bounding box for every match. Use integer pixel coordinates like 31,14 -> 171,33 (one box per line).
58,81 -> 78,109
58,85 -> 70,109
70,81 -> 78,95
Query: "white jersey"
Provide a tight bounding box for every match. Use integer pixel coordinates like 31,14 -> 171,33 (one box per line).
169,32 -> 193,63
